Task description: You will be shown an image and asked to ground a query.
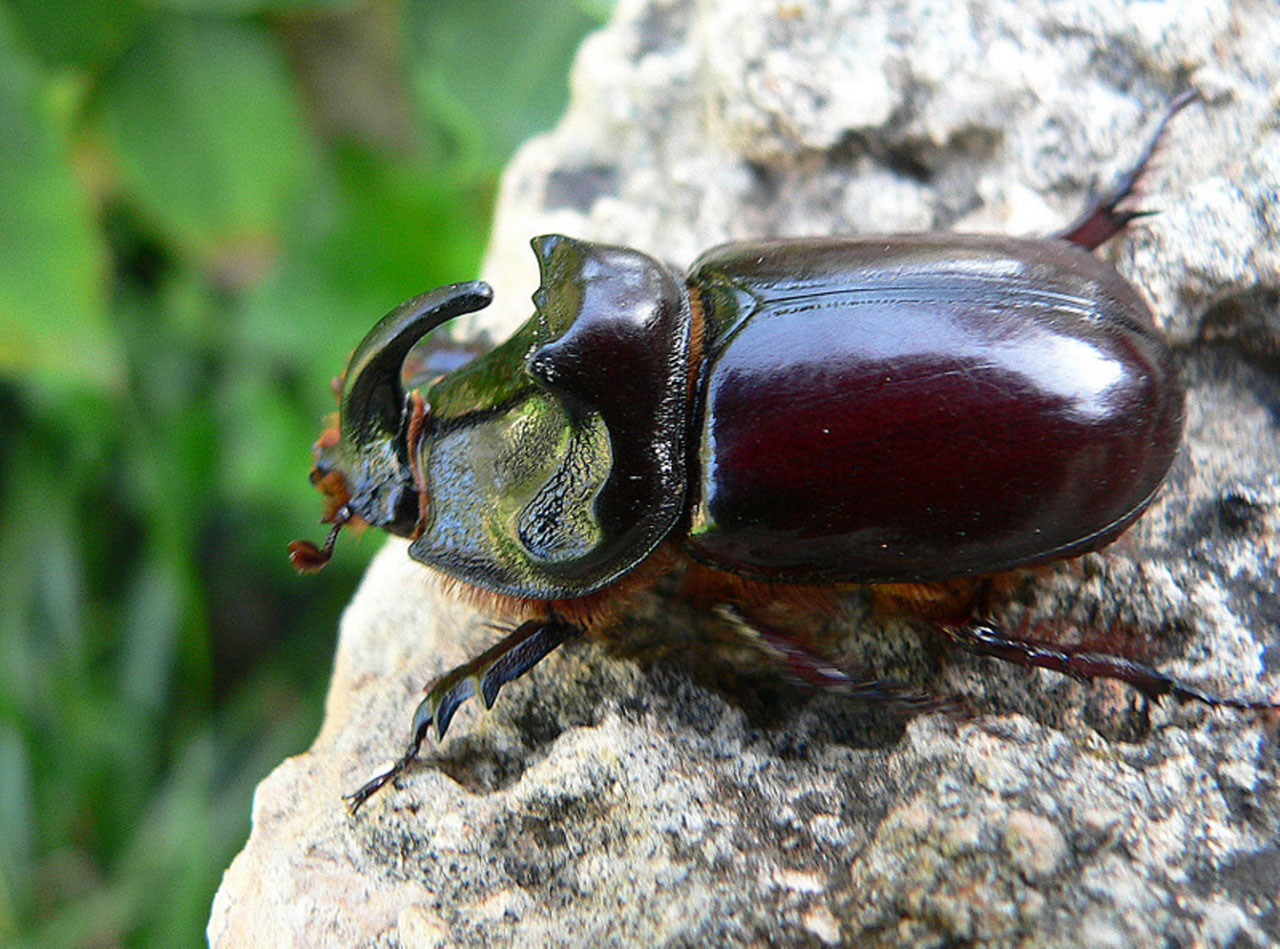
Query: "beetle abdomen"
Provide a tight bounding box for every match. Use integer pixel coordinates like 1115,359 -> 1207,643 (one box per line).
684,235 -> 1184,583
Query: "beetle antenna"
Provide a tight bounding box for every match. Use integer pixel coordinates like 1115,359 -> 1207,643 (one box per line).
288,522 -> 342,573
288,506 -> 350,573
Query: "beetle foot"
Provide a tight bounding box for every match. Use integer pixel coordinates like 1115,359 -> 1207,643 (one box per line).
343,725 -> 431,814
1057,88 -> 1201,251
719,607 -> 956,715
344,617 -> 581,813
940,619 -> 1280,713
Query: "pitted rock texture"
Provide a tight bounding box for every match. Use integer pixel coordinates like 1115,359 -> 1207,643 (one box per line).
210,0 -> 1280,945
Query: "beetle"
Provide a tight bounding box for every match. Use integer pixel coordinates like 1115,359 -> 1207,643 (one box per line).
291,92 -> 1277,812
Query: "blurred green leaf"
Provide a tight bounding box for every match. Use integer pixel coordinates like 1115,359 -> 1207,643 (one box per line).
235,144 -> 489,385
121,731 -> 215,945
5,0 -> 151,69
147,0 -> 354,12
95,16 -> 312,267
0,8 -> 118,389
0,0 -> 603,942
0,723 -> 33,937
403,0 -> 602,169
575,0 -> 616,20
121,554 -> 183,715
222,366 -> 328,520
0,445 -> 46,718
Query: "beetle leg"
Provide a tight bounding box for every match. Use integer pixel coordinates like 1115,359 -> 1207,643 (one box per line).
1056,89 -> 1200,250
344,617 -> 580,813
939,619 -> 1279,712
720,607 -> 953,713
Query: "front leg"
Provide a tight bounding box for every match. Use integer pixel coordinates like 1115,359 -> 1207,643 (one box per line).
345,617 -> 581,813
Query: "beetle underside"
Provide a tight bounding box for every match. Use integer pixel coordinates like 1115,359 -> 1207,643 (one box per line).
342,554 -> 1279,813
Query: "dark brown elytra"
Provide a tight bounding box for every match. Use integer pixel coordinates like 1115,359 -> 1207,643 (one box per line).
290,91 -> 1279,813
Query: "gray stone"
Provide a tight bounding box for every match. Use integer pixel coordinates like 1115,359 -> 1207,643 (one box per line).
210,0 -> 1280,945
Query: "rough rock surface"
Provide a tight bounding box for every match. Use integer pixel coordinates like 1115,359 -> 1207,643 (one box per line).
210,0 -> 1280,945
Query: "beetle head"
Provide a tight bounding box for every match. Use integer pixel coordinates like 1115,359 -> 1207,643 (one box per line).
406,236 -> 693,599
290,282 -> 493,572
292,236 -> 694,597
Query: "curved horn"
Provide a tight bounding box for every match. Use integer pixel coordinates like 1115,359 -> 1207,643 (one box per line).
340,281 -> 493,450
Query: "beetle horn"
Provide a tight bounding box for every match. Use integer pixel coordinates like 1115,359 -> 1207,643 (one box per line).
340,281 -> 493,451
290,281 -> 493,573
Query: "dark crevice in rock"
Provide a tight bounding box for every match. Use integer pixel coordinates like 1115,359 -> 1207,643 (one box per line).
743,159 -> 782,207
1201,845 -> 1280,943
1197,286 -> 1280,371
432,736 -> 531,794
830,129 -> 939,184
544,165 -> 620,213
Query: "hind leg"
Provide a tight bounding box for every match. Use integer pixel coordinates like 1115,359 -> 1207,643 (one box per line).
1056,89 -> 1200,250
938,618 -> 1278,712
719,605 -> 956,714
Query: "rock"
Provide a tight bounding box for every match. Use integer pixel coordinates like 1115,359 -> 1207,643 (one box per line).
209,0 -> 1280,945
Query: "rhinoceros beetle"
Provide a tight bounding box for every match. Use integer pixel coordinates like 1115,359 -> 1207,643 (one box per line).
291,92 -> 1278,812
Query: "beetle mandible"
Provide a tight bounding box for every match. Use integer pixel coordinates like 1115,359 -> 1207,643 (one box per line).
291,92 -> 1278,812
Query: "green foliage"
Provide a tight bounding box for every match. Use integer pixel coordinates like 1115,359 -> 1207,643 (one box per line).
96,16 -> 313,260
0,11 -> 116,389
404,0 -> 600,170
0,0 -> 608,943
